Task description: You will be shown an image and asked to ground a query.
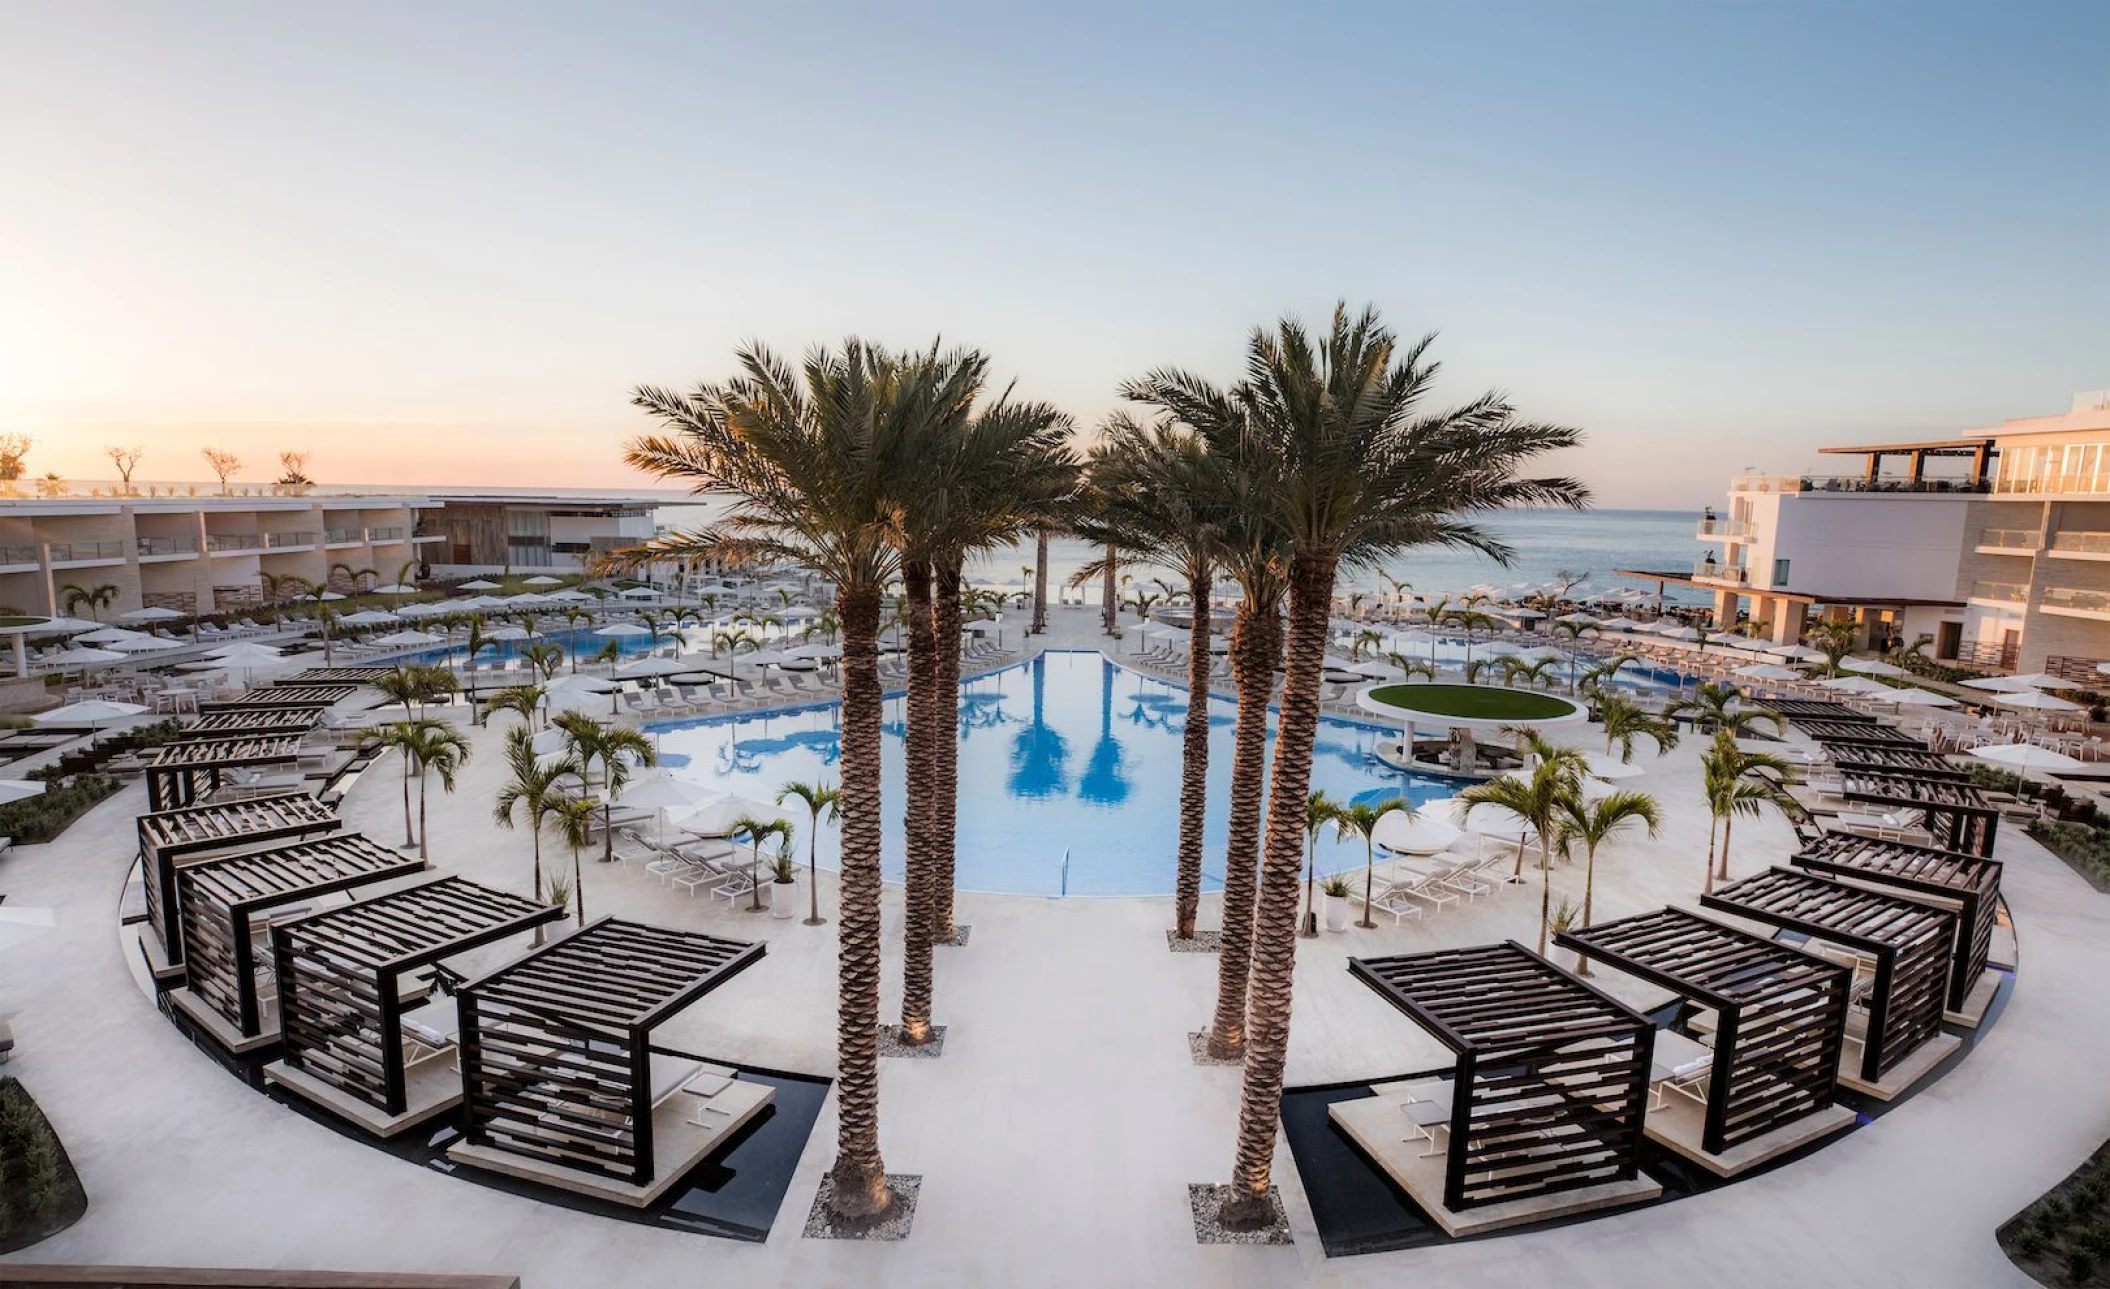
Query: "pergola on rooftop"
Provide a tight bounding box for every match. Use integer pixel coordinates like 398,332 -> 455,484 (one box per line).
1333,942 -> 1661,1235
446,918 -> 773,1207
265,876 -> 562,1136
1703,866 -> 1961,1099
1791,831 -> 2006,1024
1555,907 -> 1857,1173
169,833 -> 425,1053
134,792 -> 341,980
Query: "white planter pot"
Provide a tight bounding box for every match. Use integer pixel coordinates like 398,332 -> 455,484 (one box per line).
1323,893 -> 1350,933
770,880 -> 798,919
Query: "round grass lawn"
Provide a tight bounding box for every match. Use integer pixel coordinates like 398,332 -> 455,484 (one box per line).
1363,683 -> 1577,722
0,616 -> 51,631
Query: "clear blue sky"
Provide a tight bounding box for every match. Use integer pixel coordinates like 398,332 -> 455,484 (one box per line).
5,1 -> 2104,506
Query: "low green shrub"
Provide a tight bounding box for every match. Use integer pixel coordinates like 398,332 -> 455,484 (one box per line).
2027,820 -> 2110,894
0,1078 -> 85,1250
0,774 -> 117,844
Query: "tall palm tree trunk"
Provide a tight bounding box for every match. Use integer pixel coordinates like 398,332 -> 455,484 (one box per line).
400,752 -> 416,846
1223,555 -> 1333,1226
1101,544 -> 1118,635
1206,604 -> 1277,1060
931,556 -> 965,943
1703,819 -> 1719,896
1717,812 -> 1735,882
417,770 -> 430,862
1173,567 -> 1212,940
897,560 -> 939,1044
1031,529 -> 1050,634
829,583 -> 893,1221
572,844 -> 586,926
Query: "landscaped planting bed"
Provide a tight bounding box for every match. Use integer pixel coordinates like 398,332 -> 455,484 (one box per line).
2002,1136 -> 2110,1286
1362,682 -> 1575,722
0,1078 -> 88,1253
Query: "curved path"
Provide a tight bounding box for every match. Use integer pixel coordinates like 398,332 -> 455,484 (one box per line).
0,604 -> 2100,1287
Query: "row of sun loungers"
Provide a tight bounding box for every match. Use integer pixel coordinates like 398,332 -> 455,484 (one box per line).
1364,852 -> 1511,924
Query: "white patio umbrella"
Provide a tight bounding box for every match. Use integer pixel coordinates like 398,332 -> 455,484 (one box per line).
1888,688 -> 1961,708
76,627 -> 148,645
1961,675 -> 2041,693
32,699 -> 148,741
544,686 -> 616,717
1371,809 -> 1462,857
120,606 -> 187,623
0,780 -> 46,805
338,609 -> 402,627
788,643 -> 843,660
546,674 -> 617,693
1970,743 -> 2086,772
317,590 -> 347,602
618,586 -> 661,599
523,575 -> 564,587
485,626 -> 538,641
371,583 -> 419,595
1765,643 -> 1826,661
36,646 -> 127,668
1661,627 -> 1702,641
207,642 -> 287,664
545,589 -> 593,602
1595,618 -> 1640,632
108,635 -> 183,652
1841,657 -> 1907,677
28,617 -> 99,635
1729,636 -> 1776,652
595,623 -> 650,637
674,796 -> 787,839
617,775 -> 723,841
1734,663 -> 1803,682
1503,767 -> 1614,799
1706,632 -> 1745,646
458,579 -> 502,591
1998,673 -> 2071,691
742,649 -> 792,669
1820,676 -> 1896,695
615,656 -> 694,680
1554,612 -> 1598,624
372,630 -> 444,647
1994,690 -> 2085,712
392,601 -> 448,618
1348,659 -> 1403,679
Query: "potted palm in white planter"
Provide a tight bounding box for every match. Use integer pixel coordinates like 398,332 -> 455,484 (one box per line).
768,848 -> 799,920
1321,875 -> 1353,933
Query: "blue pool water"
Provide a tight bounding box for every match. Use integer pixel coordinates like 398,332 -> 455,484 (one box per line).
648,650 -> 1466,897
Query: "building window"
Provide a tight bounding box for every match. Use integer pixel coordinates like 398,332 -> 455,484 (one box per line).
1771,558 -> 1790,587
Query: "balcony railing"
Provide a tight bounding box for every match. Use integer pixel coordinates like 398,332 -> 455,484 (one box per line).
48,541 -> 124,562
264,530 -> 317,549
1977,528 -> 2042,551
0,545 -> 36,566
367,525 -> 406,542
2043,587 -> 2110,616
1730,474 -> 1990,496
206,533 -> 263,553
1970,580 -> 2028,604
137,536 -> 199,556
2050,531 -> 2110,556
1694,561 -> 1748,585
325,527 -> 361,545
1695,517 -> 1753,539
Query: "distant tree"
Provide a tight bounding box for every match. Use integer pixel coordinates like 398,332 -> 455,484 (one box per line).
106,445 -> 144,489
201,448 -> 243,493
276,451 -> 314,487
59,583 -> 118,621
0,434 -> 30,483
34,472 -> 66,498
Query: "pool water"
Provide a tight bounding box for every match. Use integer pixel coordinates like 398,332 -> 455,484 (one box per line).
649,650 -> 1465,897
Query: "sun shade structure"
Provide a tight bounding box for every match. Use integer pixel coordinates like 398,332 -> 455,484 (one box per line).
1834,769 -> 1998,857
1555,908 -> 1852,1157
1792,719 -> 1925,749
182,708 -> 327,739
1791,832 -> 2004,1015
142,734 -> 306,811
202,686 -> 360,712
1702,867 -> 1956,1088
1764,699 -> 1880,725
135,792 -> 341,976
1823,744 -> 1970,780
450,918 -> 768,1201
174,834 -> 425,1045
1348,942 -> 1655,1212
270,667 -> 397,686
269,877 -> 561,1129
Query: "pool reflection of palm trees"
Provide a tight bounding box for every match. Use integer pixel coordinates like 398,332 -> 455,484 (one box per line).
1076,660 -> 1131,806
1008,656 -> 1070,799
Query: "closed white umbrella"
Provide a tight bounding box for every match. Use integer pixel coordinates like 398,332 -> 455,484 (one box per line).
1970,743 -> 2085,772
1841,657 -> 1907,677
1994,690 -> 2085,712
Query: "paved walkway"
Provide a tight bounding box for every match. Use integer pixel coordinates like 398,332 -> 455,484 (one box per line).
0,603 -> 2100,1286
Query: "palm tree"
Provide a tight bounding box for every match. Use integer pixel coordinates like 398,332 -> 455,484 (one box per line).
547,794 -> 599,926
1499,655 -> 1561,690
1186,304 -> 1585,1227
481,683 -> 545,730
628,336 -> 954,1224
1333,797 -> 1410,930
1300,789 -> 1342,938
372,718 -> 471,861
1578,652 -> 1641,695
521,640 -> 564,682
1030,528 -> 1050,634
1700,732 -> 1803,890
1552,790 -> 1662,969
1669,680 -> 1783,737
1461,743 -> 1586,951
1547,618 -> 1591,690
373,663 -> 455,723
329,561 -> 377,597
1806,618 -> 1858,676
551,711 -> 655,864
1383,651 -> 1436,683
493,726 -> 576,941
777,779 -> 840,925
59,582 -> 118,621
1596,693 -> 1679,762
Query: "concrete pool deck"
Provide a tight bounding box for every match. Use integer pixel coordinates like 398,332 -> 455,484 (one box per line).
0,602 -> 2100,1286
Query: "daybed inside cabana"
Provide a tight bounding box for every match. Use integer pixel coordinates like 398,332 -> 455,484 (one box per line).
264,876 -> 562,1136
1834,770 -> 1999,858
446,918 -> 773,1208
1791,832 -> 2006,1025
134,792 -> 341,982
1555,907 -> 1857,1175
141,735 -> 307,811
167,833 -> 425,1054
1702,867 -> 1961,1099
1331,941 -> 1662,1237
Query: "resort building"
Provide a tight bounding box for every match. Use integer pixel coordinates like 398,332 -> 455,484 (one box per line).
0,492 -> 443,618
1631,390 -> 2110,678
421,494 -> 659,574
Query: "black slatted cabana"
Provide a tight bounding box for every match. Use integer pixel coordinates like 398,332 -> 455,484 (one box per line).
183,709 -> 326,739
1349,942 -> 1654,1212
273,877 -> 561,1122
455,918 -> 764,1189
1824,745 -> 1971,780
1555,908 -> 1851,1156
270,667 -> 395,686
1702,867 -> 1955,1085
1795,719 -> 1925,749
176,834 -> 424,1042
202,686 -> 359,712
1837,769 -> 1998,857
136,793 -> 340,973
142,735 -> 305,811
1791,832 -> 2003,1012
1766,699 -> 1879,724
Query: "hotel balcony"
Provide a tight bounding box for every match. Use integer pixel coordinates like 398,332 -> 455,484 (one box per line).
324,527 -> 363,547
366,526 -> 407,544
1693,560 -> 1748,585
1968,579 -> 2028,606
1695,517 -> 1753,540
2041,587 -> 2110,621
2047,531 -> 2110,561
47,540 -> 125,568
264,530 -> 318,551
1976,528 -> 2043,556
0,545 -> 37,570
1730,474 -> 1990,496
206,533 -> 264,554
138,536 -> 200,560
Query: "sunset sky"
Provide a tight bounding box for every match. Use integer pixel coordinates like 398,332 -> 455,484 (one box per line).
5,1 -> 2105,507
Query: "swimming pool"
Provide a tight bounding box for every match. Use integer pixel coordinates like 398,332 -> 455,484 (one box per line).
647,650 -> 1466,897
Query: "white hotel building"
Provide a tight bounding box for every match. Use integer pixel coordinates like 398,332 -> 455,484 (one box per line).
1629,392 -> 2110,680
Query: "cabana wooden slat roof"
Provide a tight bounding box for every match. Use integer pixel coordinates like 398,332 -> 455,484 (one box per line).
1351,941 -> 1650,1052
270,667 -> 395,687
202,686 -> 359,711
135,792 -> 341,970
1825,745 -> 1970,780
183,709 -> 326,738
184,833 -> 418,907
1765,699 -> 1879,725
1556,906 -> 1843,1008
1793,719 -> 1925,748
461,918 -> 765,1036
1837,769 -> 1998,856
279,875 -> 556,972
142,735 -> 305,769
1790,832 -> 2003,1013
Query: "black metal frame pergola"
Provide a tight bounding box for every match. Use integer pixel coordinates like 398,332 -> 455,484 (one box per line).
142,735 -> 306,811
1791,832 -> 2004,1012
1555,908 -> 1851,1155
455,918 -> 765,1187
1702,867 -> 1955,1085
269,667 -> 396,687
1836,769 -> 1999,857
1795,720 -> 1926,749
1824,745 -> 1972,780
183,709 -> 326,739
1349,941 -> 1655,1212
274,876 -> 561,1119
1766,699 -> 1880,725
136,792 -> 341,972
178,834 -> 425,1040
201,686 -> 359,712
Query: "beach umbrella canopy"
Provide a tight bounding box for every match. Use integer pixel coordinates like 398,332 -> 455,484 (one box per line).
338,609 -> 402,626
1994,690 -> 2085,712
371,583 -> 419,595
1970,743 -> 2086,772
544,687 -> 616,717
2000,673 -> 2071,690
1841,657 -> 1908,677
1595,618 -> 1639,632
788,643 -> 843,660
523,575 -> 564,587
485,626 -> 537,641
1439,796 -> 1537,841
0,780 -> 45,806
392,601 -> 447,618
1963,675 -> 2046,692
1348,660 -> 1402,679
1729,636 -> 1776,652
674,796 -> 788,839
1819,676 -> 1895,695
372,630 -> 444,647
595,622 -> 650,637
1372,810 -> 1462,856
316,590 -> 347,602
1888,688 -> 1961,708
207,642 -> 287,663
545,589 -> 593,602
742,649 -> 792,667
36,647 -> 127,668
120,606 -> 187,622
617,775 -> 721,813
1554,612 -> 1598,624
1661,626 -> 1702,641
76,627 -> 148,645
28,617 -> 100,635
1733,663 -> 1803,681
546,674 -> 616,693
1766,643 -> 1826,661
459,579 -> 502,591
615,656 -> 694,679
33,699 -> 148,725
618,586 -> 661,599
108,635 -> 183,652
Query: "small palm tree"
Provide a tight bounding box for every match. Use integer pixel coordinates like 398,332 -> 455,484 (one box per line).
1700,731 -> 1804,891
1806,619 -> 1858,676
1384,651 -> 1436,683
1597,693 -> 1679,762
1333,797 -> 1411,930
1553,790 -> 1662,967
1669,681 -> 1783,737
548,795 -> 600,926
1578,652 -> 1641,695
552,712 -> 656,863
521,640 -> 564,681
372,718 -> 472,860
492,726 -> 577,941
777,779 -> 841,925
1499,655 -> 1560,690
1462,655 -> 1501,685
730,813 -> 794,912
481,684 -> 546,730
1299,789 -> 1341,937
59,582 -> 118,621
